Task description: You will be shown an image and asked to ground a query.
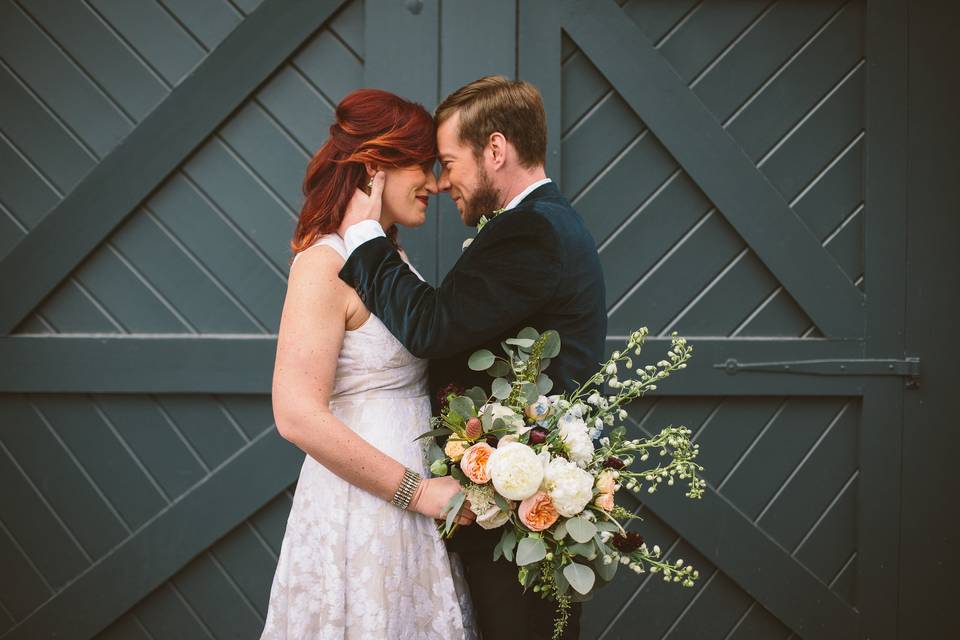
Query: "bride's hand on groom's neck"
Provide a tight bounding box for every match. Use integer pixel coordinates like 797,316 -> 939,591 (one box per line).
338,170 -> 386,238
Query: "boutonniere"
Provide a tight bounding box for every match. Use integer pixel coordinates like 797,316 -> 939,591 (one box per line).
462,207 -> 507,251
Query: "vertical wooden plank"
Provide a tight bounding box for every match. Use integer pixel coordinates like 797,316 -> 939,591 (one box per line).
519,0 -> 561,184
900,1 -> 960,637
860,0 -> 908,638
437,0 -> 517,277
364,0 -> 439,280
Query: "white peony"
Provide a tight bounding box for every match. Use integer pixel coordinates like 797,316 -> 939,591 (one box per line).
486,442 -> 544,501
558,413 -> 595,466
543,457 -> 595,517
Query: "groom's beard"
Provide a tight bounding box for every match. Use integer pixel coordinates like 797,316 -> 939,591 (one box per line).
462,168 -> 502,227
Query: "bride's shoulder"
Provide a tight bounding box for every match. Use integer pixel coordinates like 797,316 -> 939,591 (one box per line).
291,234 -> 347,265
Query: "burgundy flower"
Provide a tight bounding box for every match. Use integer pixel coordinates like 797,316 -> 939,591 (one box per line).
611,531 -> 644,553
528,426 -> 549,445
436,383 -> 465,412
603,456 -> 626,470
485,434 -> 499,448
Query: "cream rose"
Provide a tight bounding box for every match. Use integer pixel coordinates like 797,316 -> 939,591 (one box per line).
543,457 -> 595,517
486,442 -> 544,501
444,438 -> 467,462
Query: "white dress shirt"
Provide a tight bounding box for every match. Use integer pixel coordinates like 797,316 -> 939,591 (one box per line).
343,178 -> 553,256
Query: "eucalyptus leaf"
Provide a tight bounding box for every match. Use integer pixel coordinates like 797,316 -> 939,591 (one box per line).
552,520 -> 568,541
487,360 -> 512,377
468,349 -> 496,371
536,373 -> 553,395
521,382 -> 540,404
540,358 -> 552,371
481,411 -> 494,432
516,537 -> 547,566
427,441 -> 444,462
494,492 -> 510,512
566,541 -> 598,560
493,540 -> 503,562
566,517 -> 598,543
451,466 -> 467,483
569,590 -> 595,603
595,520 -> 620,533
506,338 -> 535,348
542,330 -> 561,359
492,378 -> 512,399
595,553 -> 619,581
413,427 -> 452,442
449,396 -> 475,419
465,386 -> 488,409
501,529 -> 517,562
523,565 -> 539,589
563,563 -> 596,595
501,342 -> 514,357
444,491 -> 466,534
555,566 -> 570,595
518,327 -> 540,341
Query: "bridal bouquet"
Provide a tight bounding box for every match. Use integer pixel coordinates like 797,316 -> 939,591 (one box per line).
418,327 -> 705,638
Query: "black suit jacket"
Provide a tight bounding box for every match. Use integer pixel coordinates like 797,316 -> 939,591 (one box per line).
339,181 -> 607,548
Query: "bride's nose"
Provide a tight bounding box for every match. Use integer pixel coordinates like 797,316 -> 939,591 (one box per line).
423,170 -> 438,194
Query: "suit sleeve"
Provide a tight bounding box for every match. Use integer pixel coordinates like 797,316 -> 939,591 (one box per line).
338,211 -> 561,358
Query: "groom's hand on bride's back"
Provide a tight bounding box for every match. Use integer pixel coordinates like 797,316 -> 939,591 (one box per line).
338,170 -> 386,237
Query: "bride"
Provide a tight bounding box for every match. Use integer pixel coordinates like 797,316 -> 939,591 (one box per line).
260,89 -> 476,639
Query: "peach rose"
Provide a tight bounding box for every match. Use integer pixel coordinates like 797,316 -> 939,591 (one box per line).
519,491 -> 560,531
596,469 -> 617,494
460,442 -> 494,483
594,492 -> 615,511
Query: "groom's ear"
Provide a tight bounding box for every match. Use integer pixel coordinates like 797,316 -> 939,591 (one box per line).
487,132 -> 507,169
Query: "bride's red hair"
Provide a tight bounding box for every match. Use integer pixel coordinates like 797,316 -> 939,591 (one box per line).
292,89 -> 437,254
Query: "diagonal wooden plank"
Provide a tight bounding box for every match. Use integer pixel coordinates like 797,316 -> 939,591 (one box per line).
0,336 -> 867,395
0,0 -> 348,335
1,428 -> 301,640
640,472 -> 860,639
561,0 -> 864,338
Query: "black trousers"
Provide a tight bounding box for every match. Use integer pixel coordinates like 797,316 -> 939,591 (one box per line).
451,527 -> 582,640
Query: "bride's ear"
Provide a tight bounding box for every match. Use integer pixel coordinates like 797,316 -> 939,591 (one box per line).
363,162 -> 380,178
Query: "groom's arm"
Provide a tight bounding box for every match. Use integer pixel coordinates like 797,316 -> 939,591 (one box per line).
339,211 -> 561,359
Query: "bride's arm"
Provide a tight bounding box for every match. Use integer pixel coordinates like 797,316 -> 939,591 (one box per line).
272,246 -> 472,523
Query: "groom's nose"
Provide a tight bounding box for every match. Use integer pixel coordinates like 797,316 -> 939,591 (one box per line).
437,168 -> 451,192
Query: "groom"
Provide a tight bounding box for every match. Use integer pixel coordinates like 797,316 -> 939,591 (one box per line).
338,76 -> 606,639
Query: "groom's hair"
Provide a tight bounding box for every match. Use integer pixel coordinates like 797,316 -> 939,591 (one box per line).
435,76 -> 546,168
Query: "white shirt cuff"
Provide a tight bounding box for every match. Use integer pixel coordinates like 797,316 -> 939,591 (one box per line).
343,220 -> 386,256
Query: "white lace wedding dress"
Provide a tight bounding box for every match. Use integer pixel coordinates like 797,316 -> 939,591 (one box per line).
260,235 -> 476,640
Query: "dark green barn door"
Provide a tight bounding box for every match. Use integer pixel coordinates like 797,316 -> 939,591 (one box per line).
0,1 -> 908,639
0,1 -> 361,638
540,1 -> 908,639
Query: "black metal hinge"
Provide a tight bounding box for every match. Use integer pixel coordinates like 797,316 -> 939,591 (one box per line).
715,357 -> 921,388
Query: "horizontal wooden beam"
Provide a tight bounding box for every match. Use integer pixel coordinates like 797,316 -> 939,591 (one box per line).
562,0 -> 866,338
0,336 -> 869,395
0,0 -> 348,335
2,428 -> 302,640
0,336 -> 275,393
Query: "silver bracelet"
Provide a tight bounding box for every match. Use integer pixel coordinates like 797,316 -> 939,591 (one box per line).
391,467 -> 422,510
